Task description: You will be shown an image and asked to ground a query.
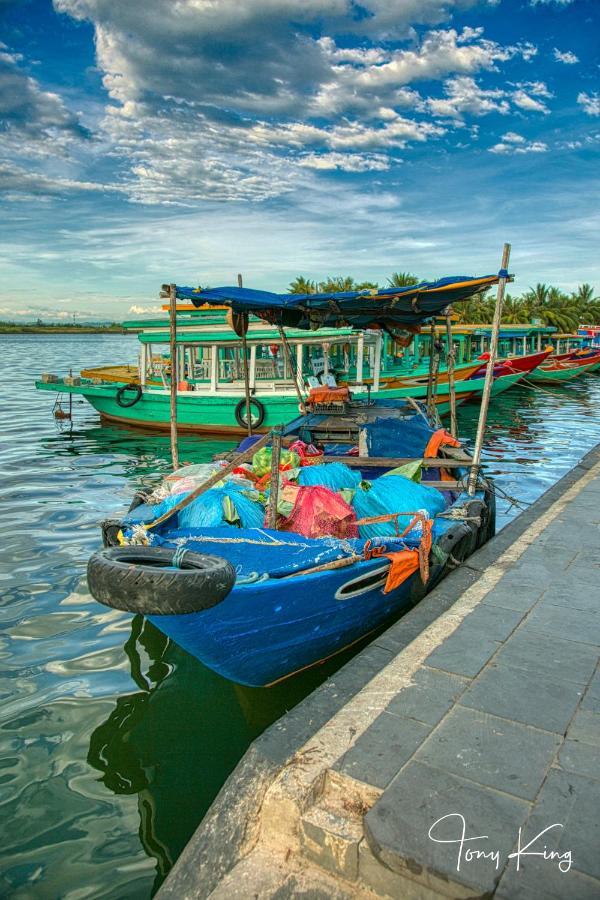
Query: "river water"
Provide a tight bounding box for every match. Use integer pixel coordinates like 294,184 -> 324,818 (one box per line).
1,333 -> 599,899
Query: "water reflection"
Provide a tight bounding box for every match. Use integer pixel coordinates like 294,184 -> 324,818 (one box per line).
85,614 -> 348,894
2,334 -> 600,900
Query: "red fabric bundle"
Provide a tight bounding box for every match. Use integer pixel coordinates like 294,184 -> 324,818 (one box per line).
278,483 -> 359,539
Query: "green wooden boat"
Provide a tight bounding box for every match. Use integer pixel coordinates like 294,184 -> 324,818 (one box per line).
529,356 -> 600,384
35,291 -> 527,435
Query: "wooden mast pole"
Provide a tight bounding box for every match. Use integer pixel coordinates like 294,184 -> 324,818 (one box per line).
169,283 -> 179,471
467,243 -> 511,495
266,428 -> 282,529
445,308 -> 457,437
237,273 -> 253,436
278,325 -> 306,414
425,318 -> 435,416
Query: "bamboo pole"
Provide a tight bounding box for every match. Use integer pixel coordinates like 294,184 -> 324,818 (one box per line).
467,243 -> 511,495
169,283 -> 179,472
237,273 -> 253,436
425,319 -> 436,415
278,325 -> 306,414
445,308 -> 457,437
147,431 -> 271,529
266,429 -> 282,529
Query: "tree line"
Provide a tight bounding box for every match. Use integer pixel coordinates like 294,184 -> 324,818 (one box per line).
288,273 -> 600,333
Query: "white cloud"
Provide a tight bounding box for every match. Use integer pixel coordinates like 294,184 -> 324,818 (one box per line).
553,48 -> 578,64
0,2 -> 552,206
0,44 -> 89,151
0,162 -> 120,201
423,77 -> 551,120
578,92 -> 600,117
297,151 -> 390,172
128,304 -> 162,315
512,89 -> 550,114
489,137 -> 548,154
425,75 -> 510,118
530,0 -> 574,5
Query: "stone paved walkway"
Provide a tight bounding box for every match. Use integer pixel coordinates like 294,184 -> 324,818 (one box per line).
345,466 -> 600,898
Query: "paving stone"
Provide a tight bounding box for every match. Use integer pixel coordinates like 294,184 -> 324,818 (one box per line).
508,768 -> 600,883
496,858 -> 600,900
567,709 -> 600,746
572,548 -> 600,569
511,543 -> 578,572
557,739 -> 600,781
538,584 -> 600,616
415,706 -> 560,801
519,605 -> 600,648
385,666 -> 468,727
459,663 -> 584,734
494,629 -> 598,686
458,603 -> 525,642
365,760 -> 530,897
334,711 -> 430,789
425,624 -> 502,678
581,669 -> 600,712
538,523 -> 600,552
481,581 -> 544,612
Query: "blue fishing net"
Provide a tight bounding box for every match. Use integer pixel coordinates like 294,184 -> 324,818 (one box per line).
352,474 -> 446,538
124,482 -> 265,530
297,462 -> 362,491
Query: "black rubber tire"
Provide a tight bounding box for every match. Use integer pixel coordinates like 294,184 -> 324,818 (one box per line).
234,397 -> 265,429
87,546 -> 236,615
116,383 -> 143,408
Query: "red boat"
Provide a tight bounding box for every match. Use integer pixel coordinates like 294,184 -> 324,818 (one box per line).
473,348 -> 553,380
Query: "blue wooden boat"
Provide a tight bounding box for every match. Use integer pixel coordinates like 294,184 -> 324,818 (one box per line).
85,272 -> 504,686
88,401 -> 494,687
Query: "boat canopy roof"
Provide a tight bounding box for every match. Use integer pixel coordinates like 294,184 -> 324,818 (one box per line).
168,274 -> 504,331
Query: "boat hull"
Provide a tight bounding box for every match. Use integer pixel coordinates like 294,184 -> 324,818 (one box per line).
146,512 -> 483,687
529,358 -> 600,383
36,380 -> 484,435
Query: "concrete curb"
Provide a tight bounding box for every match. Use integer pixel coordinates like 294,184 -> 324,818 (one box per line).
158,442 -> 600,899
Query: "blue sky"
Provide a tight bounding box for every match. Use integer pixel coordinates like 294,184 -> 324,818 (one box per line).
0,0 -> 598,321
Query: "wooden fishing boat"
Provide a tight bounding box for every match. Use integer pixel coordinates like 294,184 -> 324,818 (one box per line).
84,256 -> 516,686
529,353 -> 600,383
549,348 -> 600,372
36,274 -> 515,435
87,401 -> 495,686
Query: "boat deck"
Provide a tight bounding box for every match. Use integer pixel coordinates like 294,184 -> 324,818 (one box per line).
157,442 -> 600,900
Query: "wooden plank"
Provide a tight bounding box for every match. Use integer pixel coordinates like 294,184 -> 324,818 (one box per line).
322,456 -> 473,468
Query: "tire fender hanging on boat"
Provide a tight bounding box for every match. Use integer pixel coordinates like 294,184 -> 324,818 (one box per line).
116,383 -> 143,408
234,397 -> 265,429
87,546 -> 236,615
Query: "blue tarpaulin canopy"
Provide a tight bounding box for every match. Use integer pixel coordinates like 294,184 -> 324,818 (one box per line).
167,274 -> 502,332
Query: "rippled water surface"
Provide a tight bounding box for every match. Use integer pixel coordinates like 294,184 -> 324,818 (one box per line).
1,333 -> 599,899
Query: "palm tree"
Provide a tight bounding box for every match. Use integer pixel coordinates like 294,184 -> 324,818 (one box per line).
573,283 -> 597,305
289,276 -> 316,295
523,283 -> 550,308
388,272 -> 420,287
500,294 -> 527,325
318,276 -> 357,293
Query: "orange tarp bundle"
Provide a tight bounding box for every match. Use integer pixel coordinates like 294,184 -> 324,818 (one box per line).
308,386 -> 350,405
382,549 -> 420,594
424,427 -> 461,459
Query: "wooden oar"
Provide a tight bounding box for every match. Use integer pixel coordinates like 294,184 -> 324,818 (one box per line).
147,432 -> 271,529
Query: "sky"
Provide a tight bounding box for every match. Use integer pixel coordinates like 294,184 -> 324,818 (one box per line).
0,0 -> 598,322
